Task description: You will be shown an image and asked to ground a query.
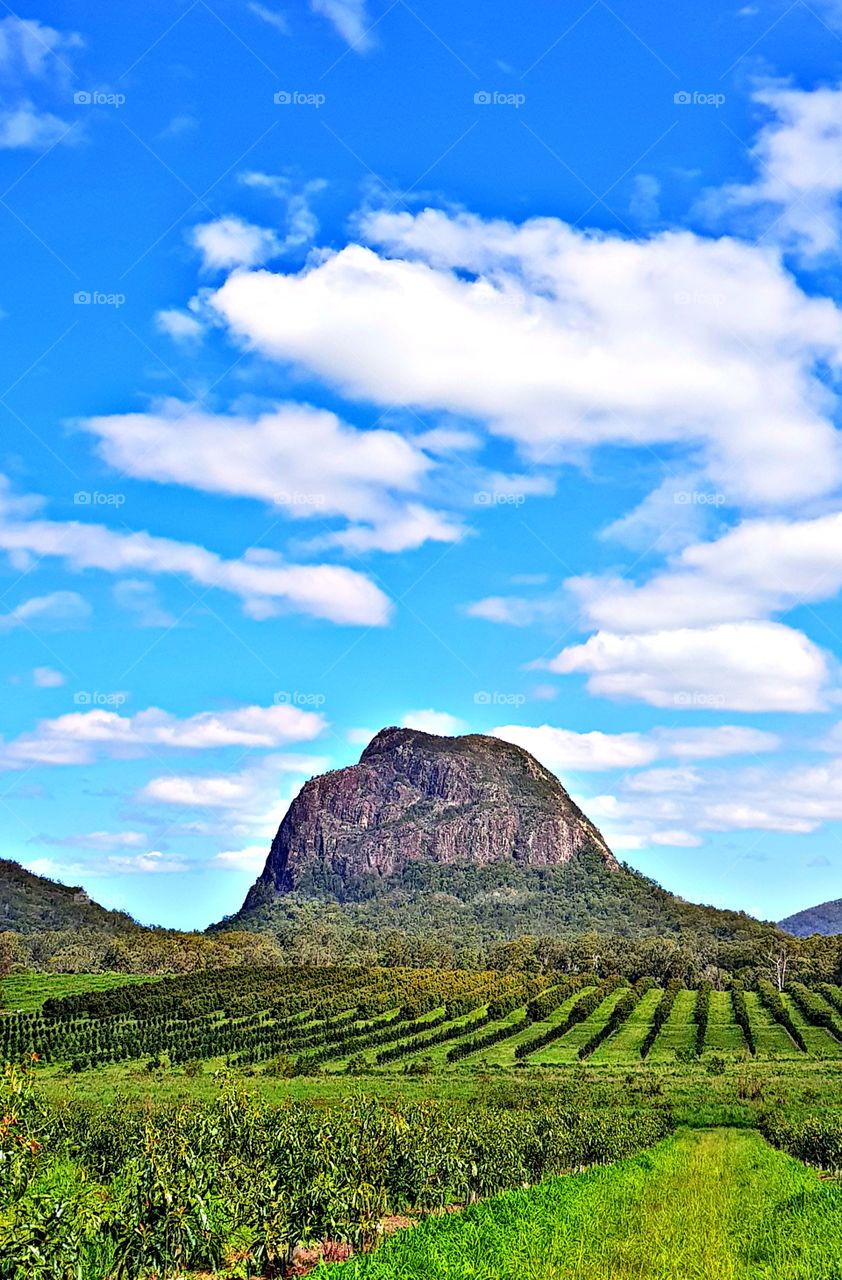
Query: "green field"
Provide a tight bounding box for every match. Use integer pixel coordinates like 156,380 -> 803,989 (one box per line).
7,967 -> 842,1081
0,971 -> 161,1011
7,966 -> 842,1278
323,1127 -> 842,1279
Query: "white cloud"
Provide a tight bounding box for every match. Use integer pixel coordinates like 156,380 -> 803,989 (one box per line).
0,476 -> 391,625
310,0 -> 373,50
491,722 -> 777,774
0,17 -> 81,151
401,709 -> 468,736
493,724 -> 658,771
0,103 -> 71,149
547,621 -> 832,712
650,829 -> 703,847
213,844 -> 267,871
191,216 -> 280,271
207,207 -> 842,510
32,666 -> 65,687
155,308 -> 203,342
710,83 -> 842,259
81,400 -> 460,554
240,173 -> 327,254
248,3 -> 288,33
572,510 -> 842,634
0,590 -> 90,631
0,703 -> 325,772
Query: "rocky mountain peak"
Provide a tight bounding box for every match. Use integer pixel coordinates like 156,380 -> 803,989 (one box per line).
241,727 -> 619,911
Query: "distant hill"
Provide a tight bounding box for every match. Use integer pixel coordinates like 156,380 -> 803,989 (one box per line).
0,858 -> 138,935
225,726 -> 777,949
779,899 -> 842,937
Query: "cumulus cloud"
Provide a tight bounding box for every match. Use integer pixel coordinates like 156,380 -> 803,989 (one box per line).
207,207 -> 842,510
213,845 -> 267,871
0,475 -> 391,625
155,308 -> 203,342
0,590 -> 90,631
81,400 -> 461,554
546,622 -> 832,713
0,703 -> 325,772
0,16 -> 81,150
492,723 -> 779,773
191,216 -> 281,271
401,709 -> 468,735
709,83 -> 842,260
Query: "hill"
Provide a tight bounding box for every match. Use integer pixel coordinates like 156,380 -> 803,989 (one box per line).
0,858 -> 138,935
779,899 -> 842,937
225,727 -> 776,954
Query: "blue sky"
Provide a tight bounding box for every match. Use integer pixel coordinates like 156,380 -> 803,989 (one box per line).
4,0 -> 842,929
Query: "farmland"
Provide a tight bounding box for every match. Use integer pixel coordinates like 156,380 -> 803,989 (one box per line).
5,965 -> 842,1277
6,966 -> 842,1077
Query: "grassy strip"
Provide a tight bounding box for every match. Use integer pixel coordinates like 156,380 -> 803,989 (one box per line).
757,981 -> 807,1053
578,978 -> 656,1060
514,978 -> 624,1060
321,1128 -> 842,1279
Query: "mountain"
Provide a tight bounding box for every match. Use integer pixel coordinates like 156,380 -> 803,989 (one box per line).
0,858 -> 138,935
779,899 -> 842,937
228,726 -> 773,948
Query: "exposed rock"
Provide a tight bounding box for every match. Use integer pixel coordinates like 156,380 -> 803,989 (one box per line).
242,726 -> 619,910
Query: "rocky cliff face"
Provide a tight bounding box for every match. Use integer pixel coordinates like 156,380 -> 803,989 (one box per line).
242,726 -> 619,910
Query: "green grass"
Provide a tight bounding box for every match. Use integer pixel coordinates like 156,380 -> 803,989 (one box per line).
531,987 -> 629,1065
703,990 -> 747,1054
0,971 -> 160,1012
456,988 -> 596,1068
780,993 -> 842,1057
745,991 -> 802,1057
591,985 -> 663,1062
321,1127 -> 842,1279
648,988 -> 697,1061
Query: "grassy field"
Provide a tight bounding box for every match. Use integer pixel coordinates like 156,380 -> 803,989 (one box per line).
321,1127 -> 842,1279
0,971 -> 161,1011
